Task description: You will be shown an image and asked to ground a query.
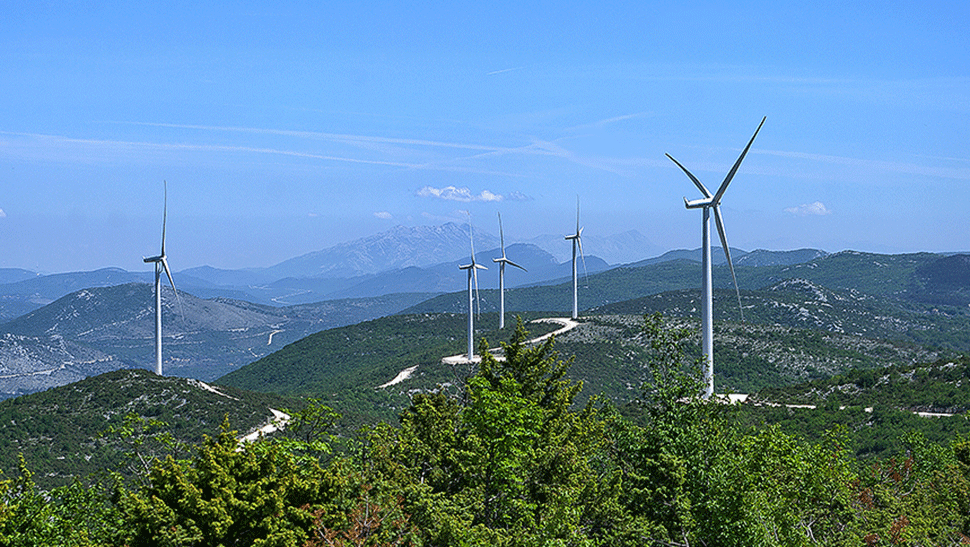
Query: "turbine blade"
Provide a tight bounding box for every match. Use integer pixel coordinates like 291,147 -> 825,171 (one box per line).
714,206 -> 744,323
578,237 -> 589,287
467,213 -> 478,265
576,196 -> 580,234
160,256 -> 186,324
473,267 -> 482,316
160,180 -> 168,256
666,153 -> 712,198
507,259 -> 527,272
498,212 -> 506,257
161,257 -> 177,294
713,116 -> 766,205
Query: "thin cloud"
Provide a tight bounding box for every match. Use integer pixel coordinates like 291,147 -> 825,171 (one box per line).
568,111 -> 653,131
760,148 -> 970,181
0,131 -> 423,168
374,211 -> 392,219
529,138 -> 631,176
487,67 -> 525,76
785,201 -> 831,216
117,122 -> 510,153
120,121 -> 633,176
0,208 -> 6,218
416,186 -> 504,202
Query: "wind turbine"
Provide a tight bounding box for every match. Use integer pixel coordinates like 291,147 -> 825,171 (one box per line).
564,197 -> 587,320
458,217 -> 487,361
666,116 -> 765,399
143,181 -> 181,376
493,213 -> 526,329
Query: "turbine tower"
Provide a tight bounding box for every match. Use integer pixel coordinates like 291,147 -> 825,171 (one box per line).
458,218 -> 487,361
666,116 -> 764,399
563,197 -> 587,320
493,213 -> 526,329
143,181 -> 180,376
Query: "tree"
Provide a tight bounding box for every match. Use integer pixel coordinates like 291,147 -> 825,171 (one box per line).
115,418 -> 353,547
0,455 -> 121,546
362,318 -> 623,545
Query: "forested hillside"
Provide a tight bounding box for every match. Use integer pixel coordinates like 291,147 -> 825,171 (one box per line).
402,251 -> 970,322
3,319 -> 968,546
218,310 -> 952,425
0,368 -> 293,487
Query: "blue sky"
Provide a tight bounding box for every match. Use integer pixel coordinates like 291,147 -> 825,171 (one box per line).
2,1 -> 968,273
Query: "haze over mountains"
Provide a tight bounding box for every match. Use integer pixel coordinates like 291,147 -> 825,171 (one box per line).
0,222 -> 643,316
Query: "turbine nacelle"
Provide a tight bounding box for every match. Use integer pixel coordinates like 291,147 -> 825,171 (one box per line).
493,256 -> 526,271
684,196 -> 714,209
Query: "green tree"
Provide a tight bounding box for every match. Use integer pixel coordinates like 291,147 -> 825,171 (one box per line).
115,418 -> 353,547
614,314 -> 866,545
362,318 -> 623,545
0,455 -> 121,546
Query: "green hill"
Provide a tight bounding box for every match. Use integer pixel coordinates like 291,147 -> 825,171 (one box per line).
402,251 -> 970,317
217,309 -> 952,424
591,278 -> 970,352
0,368 -> 294,488
216,312 -> 562,427
735,355 -> 970,458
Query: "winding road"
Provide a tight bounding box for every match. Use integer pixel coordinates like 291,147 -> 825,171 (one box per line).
392,317 -> 581,385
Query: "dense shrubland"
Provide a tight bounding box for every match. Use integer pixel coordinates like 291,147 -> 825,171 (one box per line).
3,315 -> 970,546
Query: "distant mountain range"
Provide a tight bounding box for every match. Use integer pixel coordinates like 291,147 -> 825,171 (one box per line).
2,218 -> 969,401
3,246 -> 967,399
0,222 -> 633,315
0,283 -> 432,398
528,229 -> 663,264
0,222 -> 840,320
628,247 -> 829,268
264,222 -> 500,279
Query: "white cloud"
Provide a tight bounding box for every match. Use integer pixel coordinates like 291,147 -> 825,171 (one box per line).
416,185 -> 504,202
0,209 -> 5,218
487,66 -> 525,76
374,211 -> 392,219
785,201 -> 831,216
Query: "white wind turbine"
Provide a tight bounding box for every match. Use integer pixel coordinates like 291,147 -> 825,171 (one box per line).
143,181 -> 181,376
492,213 -> 527,329
458,218 -> 487,361
666,116 -> 765,399
563,197 -> 587,320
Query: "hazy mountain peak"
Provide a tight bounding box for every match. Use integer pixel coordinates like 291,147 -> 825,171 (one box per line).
263,222 -> 500,279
